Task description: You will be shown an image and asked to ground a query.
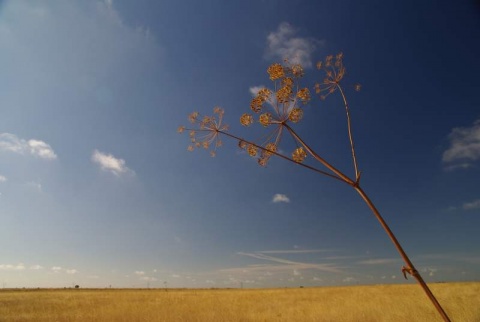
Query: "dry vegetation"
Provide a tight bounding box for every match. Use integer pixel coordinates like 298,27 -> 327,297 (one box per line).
0,282 -> 478,321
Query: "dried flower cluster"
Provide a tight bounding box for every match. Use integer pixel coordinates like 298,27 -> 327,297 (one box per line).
314,52 -> 346,100
178,53 -> 452,322
238,60 -> 312,166
178,107 -> 228,157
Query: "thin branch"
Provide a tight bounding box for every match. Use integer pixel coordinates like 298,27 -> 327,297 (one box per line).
218,130 -> 349,184
282,123 -> 355,185
337,84 -> 360,181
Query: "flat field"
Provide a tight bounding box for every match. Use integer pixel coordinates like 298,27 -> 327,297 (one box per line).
0,282 -> 478,321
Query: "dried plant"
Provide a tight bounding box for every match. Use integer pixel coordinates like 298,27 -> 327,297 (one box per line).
179,54 -> 451,321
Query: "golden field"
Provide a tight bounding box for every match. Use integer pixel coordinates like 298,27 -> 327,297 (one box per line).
0,282 -> 478,321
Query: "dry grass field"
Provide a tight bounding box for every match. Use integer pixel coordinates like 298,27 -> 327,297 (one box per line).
0,282 -> 478,321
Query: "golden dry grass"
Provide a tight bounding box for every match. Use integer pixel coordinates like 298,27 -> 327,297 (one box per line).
0,282 -> 478,321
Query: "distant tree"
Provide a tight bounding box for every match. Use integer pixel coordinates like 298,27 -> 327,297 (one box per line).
75,285 -> 80,289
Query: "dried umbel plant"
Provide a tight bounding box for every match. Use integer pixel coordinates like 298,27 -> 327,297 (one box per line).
179,54 -> 451,321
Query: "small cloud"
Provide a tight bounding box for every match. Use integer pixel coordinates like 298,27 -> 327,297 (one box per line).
463,199 -> 480,210
391,275 -> 396,279
140,276 -> 157,281
87,275 -> 100,279
313,277 -> 322,282
91,149 -> 133,176
30,264 -> 43,270
442,119 -> 480,169
0,263 -> 25,271
0,175 -> 7,182
0,133 -> 57,160
265,22 -> 323,68
172,274 -> 181,278
134,271 -> 145,276
28,139 -> 57,160
293,269 -> 301,276
272,193 -> 290,203
26,181 -> 42,192
51,266 -> 62,272
342,277 -> 355,283
66,269 -> 78,275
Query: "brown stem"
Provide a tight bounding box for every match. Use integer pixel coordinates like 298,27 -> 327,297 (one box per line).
338,85 -> 360,181
283,123 -> 355,185
354,186 -> 451,322
218,130 -> 348,184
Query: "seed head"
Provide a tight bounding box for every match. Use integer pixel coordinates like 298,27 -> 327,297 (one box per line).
292,147 -> 307,163
276,86 -> 293,103
177,126 -> 185,133
267,63 -> 285,80
240,113 -> 254,126
257,88 -> 272,100
250,97 -> 264,113
247,144 -> 258,157
297,88 -> 311,103
188,112 -> 199,124
288,108 -> 303,123
291,64 -> 304,78
281,77 -> 294,88
238,140 -> 247,149
259,113 -> 272,127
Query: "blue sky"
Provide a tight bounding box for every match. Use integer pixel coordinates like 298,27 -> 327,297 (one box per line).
0,0 -> 479,288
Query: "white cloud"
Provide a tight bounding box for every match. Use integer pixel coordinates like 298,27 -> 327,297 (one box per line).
463,199 -> 480,210
140,276 -> 157,281
134,271 -> 145,276
293,269 -> 301,276
443,119 -> 480,169
30,264 -> 43,270
0,133 -> 57,160
0,263 -> 25,271
272,194 -> 290,203
265,22 -> 322,68
342,277 -> 355,283
172,274 -> 181,278
358,258 -> 399,265
0,175 -> 6,182
91,149 -> 132,176
51,266 -> 62,272
66,269 -> 78,275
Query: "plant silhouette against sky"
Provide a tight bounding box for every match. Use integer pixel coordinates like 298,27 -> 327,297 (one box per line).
179,53 -> 451,321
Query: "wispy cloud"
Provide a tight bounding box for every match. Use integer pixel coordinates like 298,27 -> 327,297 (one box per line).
357,258 -> 400,265
265,22 -> 323,68
442,119 -> 480,169
272,193 -> 290,203
30,264 -> 44,270
0,175 -> 7,182
91,149 -> 133,176
0,263 -> 25,271
134,271 -> 145,276
232,251 -> 344,274
463,199 -> 480,210
66,269 -> 78,275
0,133 -> 57,160
51,266 -> 62,272
258,249 -> 333,254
